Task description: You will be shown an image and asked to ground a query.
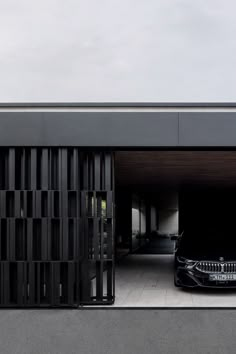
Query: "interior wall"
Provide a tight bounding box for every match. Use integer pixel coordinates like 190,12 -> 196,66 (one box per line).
131,195 -> 147,252
115,188 -> 132,251
158,210 -> 179,234
140,203 -> 146,234
150,206 -> 157,231
157,190 -> 179,235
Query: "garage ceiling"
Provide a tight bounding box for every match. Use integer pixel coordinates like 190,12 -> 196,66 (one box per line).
115,151 -> 236,186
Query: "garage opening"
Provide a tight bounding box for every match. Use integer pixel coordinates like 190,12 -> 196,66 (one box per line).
114,151 -> 236,307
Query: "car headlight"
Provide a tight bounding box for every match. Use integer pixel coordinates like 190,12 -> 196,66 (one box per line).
177,256 -> 187,263
176,256 -> 196,268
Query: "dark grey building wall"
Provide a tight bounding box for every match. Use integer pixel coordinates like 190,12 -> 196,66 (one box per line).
1,110 -> 236,146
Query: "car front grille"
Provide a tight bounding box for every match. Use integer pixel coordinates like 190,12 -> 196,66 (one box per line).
196,261 -> 236,273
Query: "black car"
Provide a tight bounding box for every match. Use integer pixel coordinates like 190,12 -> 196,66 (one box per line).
174,228 -> 236,288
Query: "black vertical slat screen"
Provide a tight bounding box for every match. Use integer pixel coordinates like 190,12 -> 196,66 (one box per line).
79,152 -> 115,305
0,148 -> 114,307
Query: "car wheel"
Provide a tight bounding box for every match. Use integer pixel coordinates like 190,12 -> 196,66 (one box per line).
174,275 -> 181,287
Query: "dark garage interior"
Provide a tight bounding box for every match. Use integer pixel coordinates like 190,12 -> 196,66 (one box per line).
114,151 -> 236,306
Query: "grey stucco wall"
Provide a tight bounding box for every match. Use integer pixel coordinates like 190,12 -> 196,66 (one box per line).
0,309 -> 236,354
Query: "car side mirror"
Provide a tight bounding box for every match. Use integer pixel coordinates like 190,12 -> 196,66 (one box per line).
171,235 -> 178,241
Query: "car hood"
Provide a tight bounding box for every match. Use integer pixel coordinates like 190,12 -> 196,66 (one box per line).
176,251 -> 236,261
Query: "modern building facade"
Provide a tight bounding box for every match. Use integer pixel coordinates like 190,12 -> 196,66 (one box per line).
0,102 -> 236,307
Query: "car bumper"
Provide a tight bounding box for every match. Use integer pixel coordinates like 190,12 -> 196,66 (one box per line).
175,267 -> 236,288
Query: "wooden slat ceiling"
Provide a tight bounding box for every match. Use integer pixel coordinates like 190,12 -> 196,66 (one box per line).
115,151 -> 236,186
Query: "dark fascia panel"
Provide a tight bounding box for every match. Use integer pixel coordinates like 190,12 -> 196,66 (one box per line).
0,111 -> 178,147
179,112 -> 236,146
1,109 -> 236,147
0,112 -> 46,146
43,112 -> 179,147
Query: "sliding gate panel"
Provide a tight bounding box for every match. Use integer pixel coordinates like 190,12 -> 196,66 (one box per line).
80,152 -> 115,305
0,148 -> 80,307
0,148 -> 114,307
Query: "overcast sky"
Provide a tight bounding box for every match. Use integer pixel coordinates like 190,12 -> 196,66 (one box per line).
0,0 -> 235,102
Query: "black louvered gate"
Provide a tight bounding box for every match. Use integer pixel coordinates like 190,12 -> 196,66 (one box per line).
0,148 -> 115,307
79,152 -> 115,305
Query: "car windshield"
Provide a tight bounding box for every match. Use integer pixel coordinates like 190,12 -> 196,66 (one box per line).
179,227 -> 236,254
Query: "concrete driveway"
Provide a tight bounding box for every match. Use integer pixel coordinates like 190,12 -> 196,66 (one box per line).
113,255 -> 236,307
